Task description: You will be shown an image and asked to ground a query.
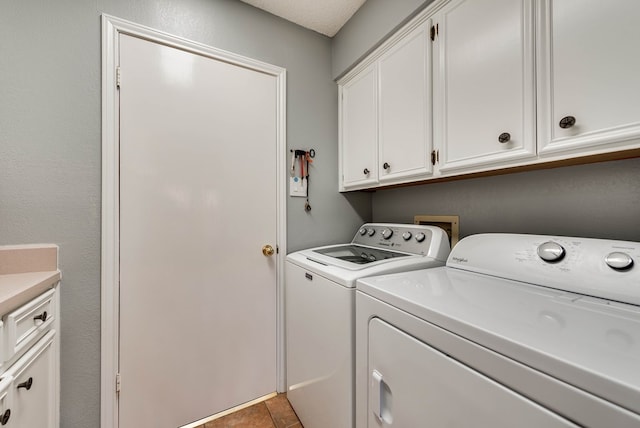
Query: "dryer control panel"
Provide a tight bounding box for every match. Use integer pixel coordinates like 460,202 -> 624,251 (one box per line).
447,234 -> 640,306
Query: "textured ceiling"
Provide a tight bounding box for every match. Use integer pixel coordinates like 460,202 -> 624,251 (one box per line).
239,0 -> 367,37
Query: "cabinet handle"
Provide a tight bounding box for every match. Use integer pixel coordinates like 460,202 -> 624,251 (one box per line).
363,168 -> 370,175
17,377 -> 33,391
559,116 -> 576,129
34,311 -> 48,322
498,132 -> 511,143
0,409 -> 10,425
383,162 -> 390,170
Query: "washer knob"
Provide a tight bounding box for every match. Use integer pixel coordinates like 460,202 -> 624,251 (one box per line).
537,241 -> 566,262
415,232 -> 426,243
381,229 -> 393,239
605,252 -> 634,271
359,228 -> 367,236
402,232 -> 412,241
367,228 -> 376,237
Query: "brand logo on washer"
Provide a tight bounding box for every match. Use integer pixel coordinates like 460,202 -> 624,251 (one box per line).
452,256 -> 468,263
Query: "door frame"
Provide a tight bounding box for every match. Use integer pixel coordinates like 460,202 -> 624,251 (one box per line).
100,15 -> 287,428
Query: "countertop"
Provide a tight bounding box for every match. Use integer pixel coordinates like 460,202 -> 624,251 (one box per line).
0,244 -> 60,315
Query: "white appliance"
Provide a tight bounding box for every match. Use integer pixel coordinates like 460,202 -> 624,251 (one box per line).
355,233 -> 640,428
286,223 -> 450,428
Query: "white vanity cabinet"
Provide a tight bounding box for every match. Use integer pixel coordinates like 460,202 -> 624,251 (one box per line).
537,0 -> 640,157
339,22 -> 434,191
0,286 -> 59,428
432,0 -> 536,173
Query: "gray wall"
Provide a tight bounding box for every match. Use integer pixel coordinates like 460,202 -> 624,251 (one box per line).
372,159 -> 640,242
332,0 -> 640,243
332,0 -> 434,79
0,1 -> 368,427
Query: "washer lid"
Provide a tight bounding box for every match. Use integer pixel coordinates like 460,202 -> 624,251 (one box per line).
357,267 -> 640,416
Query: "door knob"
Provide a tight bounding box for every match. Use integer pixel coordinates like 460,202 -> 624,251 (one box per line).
262,245 -> 275,256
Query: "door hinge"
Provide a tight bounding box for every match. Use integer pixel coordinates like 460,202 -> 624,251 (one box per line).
430,23 -> 439,41
115,373 -> 121,393
431,149 -> 439,165
116,66 -> 121,89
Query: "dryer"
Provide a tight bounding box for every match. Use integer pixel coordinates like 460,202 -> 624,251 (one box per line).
356,233 -> 640,428
286,223 -> 450,428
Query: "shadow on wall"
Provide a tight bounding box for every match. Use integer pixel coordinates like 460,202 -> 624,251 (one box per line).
370,157 -> 640,242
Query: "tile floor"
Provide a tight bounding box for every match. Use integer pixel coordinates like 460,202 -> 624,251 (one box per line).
196,394 -> 302,428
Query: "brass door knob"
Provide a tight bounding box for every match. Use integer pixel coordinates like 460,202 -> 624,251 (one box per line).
262,245 -> 275,256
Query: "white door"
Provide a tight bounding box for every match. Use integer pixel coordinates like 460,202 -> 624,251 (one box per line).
118,33 -> 278,428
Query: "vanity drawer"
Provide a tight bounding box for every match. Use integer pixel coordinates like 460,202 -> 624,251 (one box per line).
3,288 -> 55,363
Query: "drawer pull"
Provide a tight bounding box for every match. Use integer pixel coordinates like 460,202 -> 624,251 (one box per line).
0,409 -> 10,425
34,311 -> 48,322
17,377 -> 33,391
363,168 -> 370,175
383,162 -> 390,170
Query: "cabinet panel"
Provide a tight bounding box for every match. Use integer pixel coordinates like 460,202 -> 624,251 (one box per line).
6,331 -> 56,428
435,0 -> 536,172
538,0 -> 640,155
340,65 -> 378,190
379,22 -> 433,182
367,318 -> 578,427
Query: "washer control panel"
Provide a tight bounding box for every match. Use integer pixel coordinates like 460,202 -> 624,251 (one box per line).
352,223 -> 450,257
448,234 -> 640,305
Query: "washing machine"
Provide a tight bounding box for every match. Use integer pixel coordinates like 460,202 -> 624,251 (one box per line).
356,233 -> 640,428
286,223 -> 450,428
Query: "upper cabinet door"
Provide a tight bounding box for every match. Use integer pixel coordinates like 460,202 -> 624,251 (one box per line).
340,64 -> 378,190
435,0 -> 536,173
538,0 -> 640,156
378,22 -> 433,182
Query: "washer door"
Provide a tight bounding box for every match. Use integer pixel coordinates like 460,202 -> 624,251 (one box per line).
367,318 -> 579,428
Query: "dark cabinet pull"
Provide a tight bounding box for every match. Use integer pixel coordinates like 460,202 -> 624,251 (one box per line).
498,132 -> 511,143
34,311 -> 48,322
383,162 -> 390,170
17,377 -> 33,390
363,168 -> 370,175
559,116 -> 576,129
0,409 -> 10,425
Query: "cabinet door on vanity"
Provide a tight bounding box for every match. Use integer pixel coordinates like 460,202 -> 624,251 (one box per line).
340,64 -> 378,190
378,21 -> 433,183
434,0 -> 536,173
537,0 -> 640,156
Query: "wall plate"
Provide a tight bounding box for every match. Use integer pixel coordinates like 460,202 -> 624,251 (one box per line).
289,176 -> 307,197
414,215 -> 460,247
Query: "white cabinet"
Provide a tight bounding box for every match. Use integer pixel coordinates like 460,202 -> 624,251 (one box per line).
0,288 -> 58,428
340,64 -> 378,189
378,22 -> 433,183
433,0 -> 536,173
5,332 -> 56,428
339,22 -> 433,191
537,0 -> 640,156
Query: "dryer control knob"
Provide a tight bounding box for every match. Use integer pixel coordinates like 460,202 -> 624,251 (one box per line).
359,228 -> 367,236
402,231 -> 412,241
415,232 -> 426,243
537,241 -> 566,262
367,228 -> 376,237
382,229 -> 393,239
605,252 -> 634,271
